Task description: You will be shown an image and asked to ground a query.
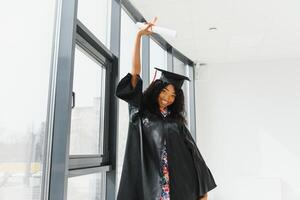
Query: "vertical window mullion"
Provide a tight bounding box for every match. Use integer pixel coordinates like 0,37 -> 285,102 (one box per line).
167,48 -> 174,72
46,0 -> 78,199
105,0 -> 121,200
189,66 -> 197,140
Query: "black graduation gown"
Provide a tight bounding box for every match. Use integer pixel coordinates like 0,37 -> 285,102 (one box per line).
116,73 -> 217,200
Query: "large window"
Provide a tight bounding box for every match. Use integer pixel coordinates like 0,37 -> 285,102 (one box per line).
0,1 -> 56,199
67,172 -> 106,200
64,20 -> 114,200
149,39 -> 167,82
77,0 -> 111,47
70,46 -> 106,155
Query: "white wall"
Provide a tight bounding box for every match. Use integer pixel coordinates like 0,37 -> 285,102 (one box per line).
195,60 -> 300,200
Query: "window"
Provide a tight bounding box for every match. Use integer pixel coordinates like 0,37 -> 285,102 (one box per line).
77,0 -> 111,47
0,0 -> 56,199
69,46 -> 106,155
149,39 -> 167,82
173,56 -> 187,76
67,172 -> 106,200
63,19 -> 114,199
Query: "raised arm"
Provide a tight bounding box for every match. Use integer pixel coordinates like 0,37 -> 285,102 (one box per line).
131,17 -> 157,88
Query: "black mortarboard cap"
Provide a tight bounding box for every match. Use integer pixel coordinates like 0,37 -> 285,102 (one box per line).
154,67 -> 190,89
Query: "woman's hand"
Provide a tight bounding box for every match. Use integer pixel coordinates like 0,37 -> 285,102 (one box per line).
199,193 -> 208,200
131,17 -> 157,87
137,17 -> 157,36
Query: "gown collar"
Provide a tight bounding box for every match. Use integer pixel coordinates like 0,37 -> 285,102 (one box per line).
160,108 -> 170,118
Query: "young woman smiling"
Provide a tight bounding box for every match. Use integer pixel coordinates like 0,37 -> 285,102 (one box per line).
116,17 -> 217,200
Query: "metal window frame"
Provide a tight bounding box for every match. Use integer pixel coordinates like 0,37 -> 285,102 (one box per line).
44,0 -> 118,199
189,66 -> 197,140
167,48 -> 174,71
43,0 -> 78,199
69,19 -> 114,160
172,48 -> 194,66
76,20 -> 114,65
69,165 -> 112,177
187,65 -> 197,140
69,155 -> 103,170
68,16 -> 117,195
106,1 -> 121,200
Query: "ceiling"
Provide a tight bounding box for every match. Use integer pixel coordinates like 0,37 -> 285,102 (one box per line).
130,0 -> 300,64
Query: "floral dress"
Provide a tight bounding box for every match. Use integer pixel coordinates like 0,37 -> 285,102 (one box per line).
160,109 -> 170,200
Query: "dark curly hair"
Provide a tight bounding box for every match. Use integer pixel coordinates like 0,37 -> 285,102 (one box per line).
142,79 -> 186,124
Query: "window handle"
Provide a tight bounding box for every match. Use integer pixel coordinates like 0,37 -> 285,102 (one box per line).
71,91 -> 75,109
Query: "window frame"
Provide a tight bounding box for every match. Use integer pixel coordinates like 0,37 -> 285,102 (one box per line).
45,1 -> 118,199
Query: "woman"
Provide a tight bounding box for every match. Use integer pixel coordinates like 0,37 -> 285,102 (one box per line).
116,18 -> 216,200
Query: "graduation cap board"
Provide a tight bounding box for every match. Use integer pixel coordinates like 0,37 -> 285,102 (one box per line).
154,67 -> 190,89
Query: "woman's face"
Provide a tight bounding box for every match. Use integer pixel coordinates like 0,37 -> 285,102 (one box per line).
158,84 -> 176,110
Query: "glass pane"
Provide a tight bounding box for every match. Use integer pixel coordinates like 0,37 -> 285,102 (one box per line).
150,39 -> 167,82
173,56 -> 186,76
0,1 -> 56,199
116,9 -> 140,190
188,65 -> 196,137
69,47 -> 106,155
67,173 -> 106,200
77,0 -> 111,47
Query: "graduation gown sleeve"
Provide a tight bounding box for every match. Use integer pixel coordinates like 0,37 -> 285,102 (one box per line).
116,73 -> 142,108
115,73 -> 144,200
182,125 -> 217,197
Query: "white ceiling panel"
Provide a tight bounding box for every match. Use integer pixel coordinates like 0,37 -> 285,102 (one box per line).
130,0 -> 300,63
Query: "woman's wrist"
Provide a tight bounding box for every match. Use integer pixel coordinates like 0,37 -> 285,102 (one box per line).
137,29 -> 152,37
137,31 -> 144,38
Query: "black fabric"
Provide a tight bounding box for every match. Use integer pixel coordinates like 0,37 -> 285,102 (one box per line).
154,67 -> 190,89
116,73 -> 217,200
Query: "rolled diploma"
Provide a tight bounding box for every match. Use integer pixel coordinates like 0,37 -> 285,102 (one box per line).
136,22 -> 177,38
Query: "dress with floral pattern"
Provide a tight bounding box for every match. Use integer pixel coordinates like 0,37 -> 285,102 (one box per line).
160,109 -> 170,200
160,142 -> 170,200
